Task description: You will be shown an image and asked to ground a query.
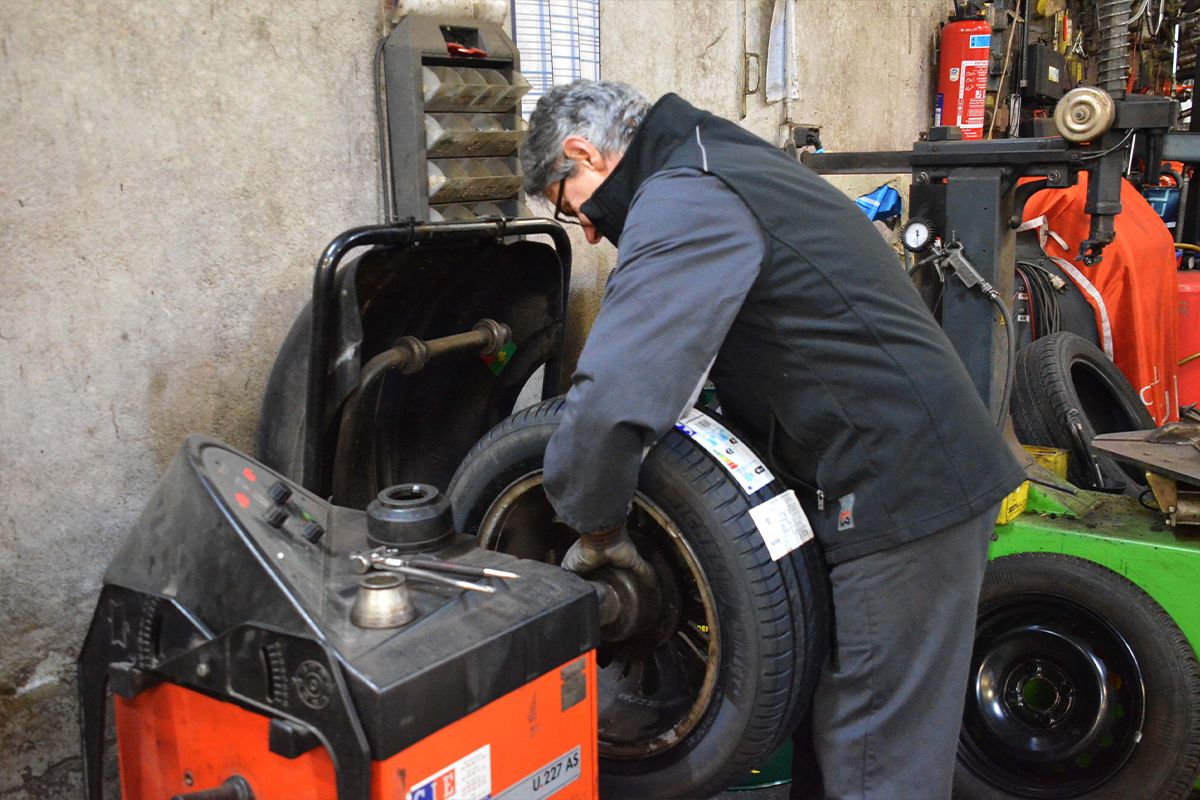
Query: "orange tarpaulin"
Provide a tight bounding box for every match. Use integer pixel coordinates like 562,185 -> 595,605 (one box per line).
1023,173 -> 1179,423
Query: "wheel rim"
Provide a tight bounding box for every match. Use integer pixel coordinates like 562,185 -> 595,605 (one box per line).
959,593 -> 1146,798
477,472 -> 720,761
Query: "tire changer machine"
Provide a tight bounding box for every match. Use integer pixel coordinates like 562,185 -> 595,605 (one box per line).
77,17 -> 609,800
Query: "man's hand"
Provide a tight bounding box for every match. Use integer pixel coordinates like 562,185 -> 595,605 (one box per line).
561,523 -> 657,587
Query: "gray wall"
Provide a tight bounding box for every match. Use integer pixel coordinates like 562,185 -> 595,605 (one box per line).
0,0 -> 946,794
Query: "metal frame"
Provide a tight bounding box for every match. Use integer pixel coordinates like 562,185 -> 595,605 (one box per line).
303,218 -> 573,492
802,138 -> 1078,415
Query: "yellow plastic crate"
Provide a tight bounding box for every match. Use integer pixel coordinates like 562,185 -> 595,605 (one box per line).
1023,445 -> 1068,480
997,480 -> 1030,524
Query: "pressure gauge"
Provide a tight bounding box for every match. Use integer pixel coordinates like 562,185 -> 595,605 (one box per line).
902,218 -> 935,253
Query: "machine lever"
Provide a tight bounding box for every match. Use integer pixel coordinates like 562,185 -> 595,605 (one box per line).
350,549 -> 498,594
400,553 -> 519,580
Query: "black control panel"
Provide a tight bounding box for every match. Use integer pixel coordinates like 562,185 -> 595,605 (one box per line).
201,445 -> 327,543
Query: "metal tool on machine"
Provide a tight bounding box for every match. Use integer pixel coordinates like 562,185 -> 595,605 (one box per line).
78,437 -> 600,800
351,545 -> 519,579
348,547 -> 501,594
349,573 -> 418,629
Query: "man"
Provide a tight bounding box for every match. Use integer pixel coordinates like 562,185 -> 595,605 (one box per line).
520,80 -> 1023,799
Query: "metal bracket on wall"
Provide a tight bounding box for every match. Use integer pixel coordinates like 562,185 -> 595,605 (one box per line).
740,0 -> 760,120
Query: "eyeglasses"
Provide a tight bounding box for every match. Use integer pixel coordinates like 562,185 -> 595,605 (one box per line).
553,177 -> 582,227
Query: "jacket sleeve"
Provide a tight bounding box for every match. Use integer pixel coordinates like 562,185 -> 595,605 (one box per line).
542,168 -> 765,532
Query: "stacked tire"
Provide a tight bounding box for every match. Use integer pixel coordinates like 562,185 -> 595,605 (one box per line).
1011,332 -> 1154,493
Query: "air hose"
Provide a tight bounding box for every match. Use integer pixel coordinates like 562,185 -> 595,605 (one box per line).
922,241 -> 1016,428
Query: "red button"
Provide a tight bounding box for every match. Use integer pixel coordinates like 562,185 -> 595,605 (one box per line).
242,467 -> 257,482
235,492 -> 250,509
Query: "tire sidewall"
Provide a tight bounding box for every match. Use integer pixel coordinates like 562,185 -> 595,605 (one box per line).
1012,333 -> 1154,493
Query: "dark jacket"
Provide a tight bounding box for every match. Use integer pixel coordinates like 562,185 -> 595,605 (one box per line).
543,93 -> 1023,563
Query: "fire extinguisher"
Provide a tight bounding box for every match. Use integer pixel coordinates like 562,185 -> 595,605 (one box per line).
935,0 -> 992,140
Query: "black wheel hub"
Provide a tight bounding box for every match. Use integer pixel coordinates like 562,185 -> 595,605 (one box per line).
1001,658 -> 1076,729
959,594 -> 1146,798
477,475 -> 719,761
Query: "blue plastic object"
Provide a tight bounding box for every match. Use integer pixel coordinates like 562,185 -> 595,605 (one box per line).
1143,186 -> 1180,229
855,184 -> 903,222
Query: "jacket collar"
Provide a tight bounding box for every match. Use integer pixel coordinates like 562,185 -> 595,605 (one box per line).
579,93 -> 707,245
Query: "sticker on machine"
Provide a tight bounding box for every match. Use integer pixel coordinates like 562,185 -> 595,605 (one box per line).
748,490 -> 814,560
675,409 -> 774,495
494,746 -> 582,800
408,745 -> 491,800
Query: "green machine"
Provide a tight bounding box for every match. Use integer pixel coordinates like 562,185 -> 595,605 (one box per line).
966,454 -> 1200,799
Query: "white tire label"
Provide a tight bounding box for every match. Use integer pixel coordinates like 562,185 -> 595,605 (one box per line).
409,745 -> 491,800
749,490 -> 814,560
675,409 -> 775,495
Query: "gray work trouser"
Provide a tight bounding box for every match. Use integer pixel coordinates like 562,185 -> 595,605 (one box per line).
791,505 -> 996,800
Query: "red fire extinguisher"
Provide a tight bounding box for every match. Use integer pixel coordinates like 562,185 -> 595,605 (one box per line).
935,0 -> 992,140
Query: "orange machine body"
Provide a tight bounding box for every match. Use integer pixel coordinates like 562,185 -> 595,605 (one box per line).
115,652 -> 598,800
1178,271 -> 1200,407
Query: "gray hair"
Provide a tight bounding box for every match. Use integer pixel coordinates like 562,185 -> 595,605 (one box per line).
520,80 -> 650,196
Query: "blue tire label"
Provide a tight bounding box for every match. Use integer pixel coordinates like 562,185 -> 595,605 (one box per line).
969,34 -> 991,49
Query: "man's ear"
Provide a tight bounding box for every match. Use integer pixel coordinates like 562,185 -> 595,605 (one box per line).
562,135 -> 610,173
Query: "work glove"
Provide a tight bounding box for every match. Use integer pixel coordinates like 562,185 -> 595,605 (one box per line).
561,523 -> 657,588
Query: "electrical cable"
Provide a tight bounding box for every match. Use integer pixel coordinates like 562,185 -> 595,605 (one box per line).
1131,0 -> 1150,27
1078,129 -> 1136,161
374,37 -> 396,224
1016,259 -> 1065,338
1139,487 -> 1161,511
1018,263 -> 1048,337
1151,0 -> 1165,38
1017,268 -> 1037,337
989,287 -> 1017,428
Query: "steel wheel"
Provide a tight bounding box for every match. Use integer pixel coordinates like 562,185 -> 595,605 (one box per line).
959,592 -> 1146,798
477,472 -> 721,760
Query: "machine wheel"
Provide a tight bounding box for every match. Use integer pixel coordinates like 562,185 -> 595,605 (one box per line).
1011,332 -> 1154,492
954,553 -> 1200,800
447,398 -> 829,799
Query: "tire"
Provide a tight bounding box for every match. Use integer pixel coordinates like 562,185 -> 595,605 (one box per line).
447,398 -> 829,799
954,554 -> 1200,800
1011,332 -> 1154,493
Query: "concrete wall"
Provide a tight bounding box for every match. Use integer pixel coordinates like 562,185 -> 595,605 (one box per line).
0,0 -> 946,794
0,3 -> 383,794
